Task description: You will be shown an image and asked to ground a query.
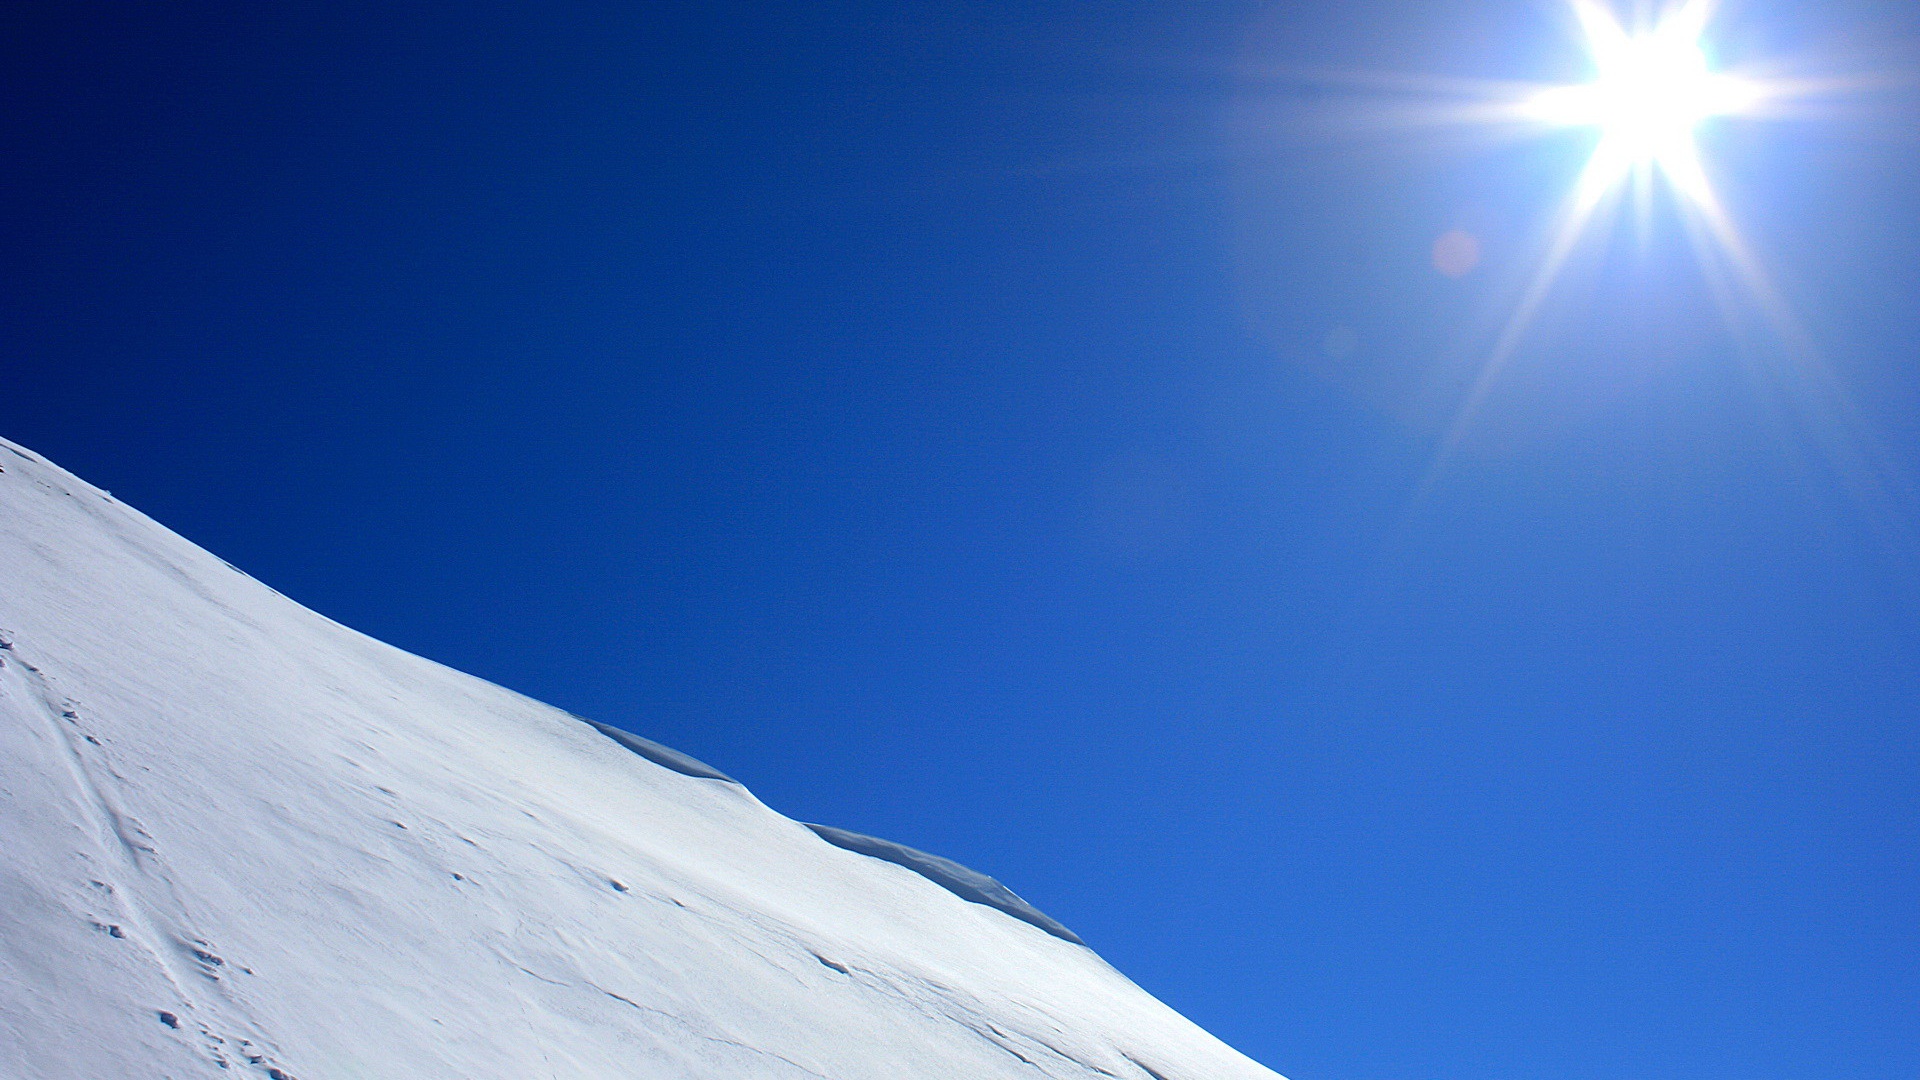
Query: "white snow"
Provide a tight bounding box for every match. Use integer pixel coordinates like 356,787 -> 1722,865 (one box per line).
0,436 -> 1285,1080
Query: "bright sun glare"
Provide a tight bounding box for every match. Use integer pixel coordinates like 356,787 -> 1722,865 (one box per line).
1527,0 -> 1761,205
1278,0 -> 1898,521
1414,0 -> 1827,473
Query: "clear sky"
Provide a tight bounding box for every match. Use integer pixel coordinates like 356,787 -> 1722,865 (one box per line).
5,2 -> 1919,1078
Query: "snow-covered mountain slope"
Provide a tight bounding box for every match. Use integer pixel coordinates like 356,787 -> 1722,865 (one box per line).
0,437 -> 1283,1080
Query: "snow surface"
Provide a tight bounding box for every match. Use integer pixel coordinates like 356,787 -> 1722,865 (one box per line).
578,719 -> 1088,947
802,824 -> 1086,947
583,719 -> 739,784
0,436 -> 1285,1080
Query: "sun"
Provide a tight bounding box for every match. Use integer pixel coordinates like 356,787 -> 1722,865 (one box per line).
1526,0 -> 1761,204
1235,0 -> 1895,516
1531,8 -> 1754,159
1235,0 -> 1891,510
1418,0 -> 1803,471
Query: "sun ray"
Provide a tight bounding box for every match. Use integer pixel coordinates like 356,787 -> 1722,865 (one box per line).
1417,139 -> 1619,496
1250,0 -> 1896,525
1417,0 -> 1800,495
1668,146 -> 1919,556
1406,0 -> 1916,554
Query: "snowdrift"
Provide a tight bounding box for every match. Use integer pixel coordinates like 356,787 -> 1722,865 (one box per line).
0,436 -> 1283,1080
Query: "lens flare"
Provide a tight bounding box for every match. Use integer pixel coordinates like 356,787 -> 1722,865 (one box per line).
1534,4 -> 1755,156
1528,0 -> 1762,207
1235,0 -> 1902,536
1435,0 -> 1780,456
1403,2 -> 1908,545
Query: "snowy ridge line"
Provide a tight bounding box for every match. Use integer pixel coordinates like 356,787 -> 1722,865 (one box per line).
0,434 -> 1284,1080
582,716 -> 1088,945
583,719 -> 739,783
802,822 -> 1087,946
0,436 -> 107,500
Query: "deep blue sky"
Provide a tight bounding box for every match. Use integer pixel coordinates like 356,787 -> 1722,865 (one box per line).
6,1 -> 1919,1077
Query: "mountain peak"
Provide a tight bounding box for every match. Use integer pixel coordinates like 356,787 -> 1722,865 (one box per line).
0,437 -> 1280,1080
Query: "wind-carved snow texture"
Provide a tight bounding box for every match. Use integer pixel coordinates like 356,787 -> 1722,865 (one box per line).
803,823 -> 1088,946
579,715 -> 1087,945
583,718 -> 739,784
0,435 -> 1284,1080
